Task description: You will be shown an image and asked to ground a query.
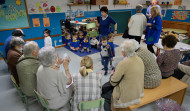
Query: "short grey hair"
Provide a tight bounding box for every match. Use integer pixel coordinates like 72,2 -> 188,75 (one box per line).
120,39 -> 139,57
10,37 -> 24,48
38,46 -> 56,67
23,41 -> 38,56
136,4 -> 143,13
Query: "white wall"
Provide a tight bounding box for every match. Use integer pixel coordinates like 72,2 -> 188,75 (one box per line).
26,0 -> 144,14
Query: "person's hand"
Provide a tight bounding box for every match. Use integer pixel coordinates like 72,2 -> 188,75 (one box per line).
111,69 -> 115,75
146,23 -> 152,26
114,30 -> 117,35
63,56 -> 70,69
56,53 -> 63,66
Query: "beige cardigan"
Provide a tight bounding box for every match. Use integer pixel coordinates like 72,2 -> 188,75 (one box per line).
110,55 -> 144,108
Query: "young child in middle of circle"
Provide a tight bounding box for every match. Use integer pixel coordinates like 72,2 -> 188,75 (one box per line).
44,29 -> 52,47
70,32 -> 80,51
90,36 -> 99,49
80,37 -> 91,53
100,36 -> 112,75
108,33 -> 115,69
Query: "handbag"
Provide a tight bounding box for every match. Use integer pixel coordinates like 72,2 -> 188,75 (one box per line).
102,75 -> 124,95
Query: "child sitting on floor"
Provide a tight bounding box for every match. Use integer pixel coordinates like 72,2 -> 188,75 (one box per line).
100,36 -> 112,75
70,32 -> 80,51
78,31 -> 84,44
108,33 -> 115,69
64,32 -> 72,47
90,36 -> 99,49
80,37 -> 91,53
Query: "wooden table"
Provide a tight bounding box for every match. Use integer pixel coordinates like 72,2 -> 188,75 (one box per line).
128,77 -> 188,110
162,28 -> 188,34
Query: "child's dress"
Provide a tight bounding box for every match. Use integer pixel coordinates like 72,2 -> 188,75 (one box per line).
44,36 -> 52,47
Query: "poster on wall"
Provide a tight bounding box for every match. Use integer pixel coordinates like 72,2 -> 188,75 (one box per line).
43,17 -> 50,27
172,11 -> 190,20
178,6 -> 186,10
32,18 -> 40,27
0,0 -> 30,31
174,0 -> 182,5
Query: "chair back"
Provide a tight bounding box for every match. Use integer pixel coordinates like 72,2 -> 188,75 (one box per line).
33,90 -> 49,109
78,98 -> 105,111
10,75 -> 24,97
0,51 -> 7,63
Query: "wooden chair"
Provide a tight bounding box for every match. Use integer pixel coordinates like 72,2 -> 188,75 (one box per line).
33,90 -> 57,111
78,98 -> 105,111
10,75 -> 36,111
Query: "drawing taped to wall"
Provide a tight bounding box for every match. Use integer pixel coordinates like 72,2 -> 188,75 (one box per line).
172,11 -> 190,20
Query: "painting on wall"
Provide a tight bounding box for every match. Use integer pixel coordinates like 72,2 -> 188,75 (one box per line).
0,0 -> 30,31
172,11 -> 190,20
174,0 -> 182,5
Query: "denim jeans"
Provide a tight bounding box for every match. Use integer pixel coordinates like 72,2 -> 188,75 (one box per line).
101,56 -> 110,72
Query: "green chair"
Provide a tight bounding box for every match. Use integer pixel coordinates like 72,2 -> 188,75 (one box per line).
33,90 -> 57,111
0,51 -> 7,63
78,98 -> 105,111
10,75 -> 36,111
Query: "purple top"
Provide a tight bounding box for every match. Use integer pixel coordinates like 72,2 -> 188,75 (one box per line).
157,49 -> 181,77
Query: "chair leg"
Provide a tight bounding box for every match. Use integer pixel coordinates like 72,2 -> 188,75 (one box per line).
24,96 -> 29,111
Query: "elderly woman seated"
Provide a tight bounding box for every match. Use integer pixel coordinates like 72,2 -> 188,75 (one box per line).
7,37 -> 24,85
111,39 -> 144,110
157,35 -> 181,79
72,56 -> 102,111
37,46 -> 73,110
135,40 -> 161,89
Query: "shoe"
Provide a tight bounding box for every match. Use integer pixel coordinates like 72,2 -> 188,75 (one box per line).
104,71 -> 108,75
80,49 -> 84,53
102,68 -> 104,70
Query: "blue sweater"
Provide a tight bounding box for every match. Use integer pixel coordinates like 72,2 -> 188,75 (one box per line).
64,38 -> 72,46
108,41 -> 115,57
99,16 -> 116,36
145,15 -> 162,44
71,40 -> 80,48
78,36 -> 84,43
81,40 -> 90,48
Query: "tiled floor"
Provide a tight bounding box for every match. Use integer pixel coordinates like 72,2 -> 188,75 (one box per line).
0,36 -> 189,111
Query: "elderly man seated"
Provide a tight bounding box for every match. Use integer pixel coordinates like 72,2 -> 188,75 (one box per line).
16,41 -> 40,97
7,37 -> 24,85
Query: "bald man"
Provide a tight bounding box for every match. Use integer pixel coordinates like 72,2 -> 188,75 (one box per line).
146,0 -> 161,18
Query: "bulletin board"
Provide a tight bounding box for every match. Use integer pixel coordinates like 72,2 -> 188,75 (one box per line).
0,0 -> 30,31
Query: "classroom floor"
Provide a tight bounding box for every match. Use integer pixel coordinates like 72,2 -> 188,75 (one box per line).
0,35 -> 189,111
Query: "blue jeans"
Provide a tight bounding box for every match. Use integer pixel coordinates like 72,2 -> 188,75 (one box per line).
101,57 -> 110,72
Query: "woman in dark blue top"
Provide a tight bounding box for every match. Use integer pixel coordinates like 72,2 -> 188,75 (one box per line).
96,6 -> 117,37
145,6 -> 162,54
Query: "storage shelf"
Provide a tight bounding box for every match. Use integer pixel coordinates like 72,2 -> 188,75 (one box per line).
67,4 -> 90,6
113,3 -> 130,5
142,4 -> 172,6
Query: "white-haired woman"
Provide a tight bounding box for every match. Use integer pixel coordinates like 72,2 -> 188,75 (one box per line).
7,37 -> 24,85
72,56 -> 102,111
111,39 -> 144,110
128,4 -> 147,44
37,46 -> 73,110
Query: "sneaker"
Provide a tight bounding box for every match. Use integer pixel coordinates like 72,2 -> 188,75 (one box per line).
104,71 -> 108,75
80,49 -> 84,53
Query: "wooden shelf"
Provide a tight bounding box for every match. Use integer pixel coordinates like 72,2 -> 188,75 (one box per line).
67,4 -> 90,6
113,3 -> 130,5
142,4 -> 172,6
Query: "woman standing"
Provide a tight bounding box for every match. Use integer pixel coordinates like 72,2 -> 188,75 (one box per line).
96,6 -> 117,37
145,6 -> 162,54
